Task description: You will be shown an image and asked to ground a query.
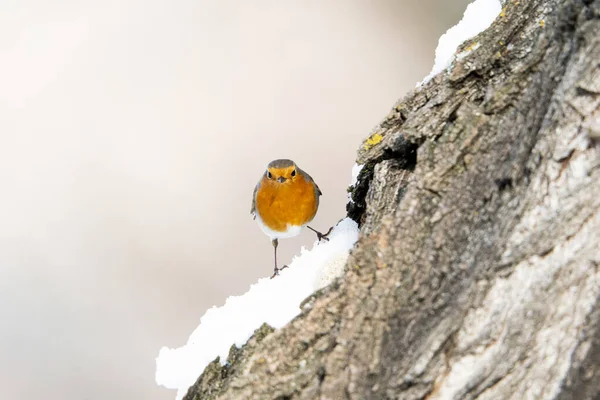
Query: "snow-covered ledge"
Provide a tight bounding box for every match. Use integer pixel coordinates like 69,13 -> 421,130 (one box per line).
418,0 -> 501,85
156,209 -> 358,400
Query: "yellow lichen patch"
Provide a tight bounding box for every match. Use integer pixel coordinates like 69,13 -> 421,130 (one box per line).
364,133 -> 383,150
499,6 -> 507,17
465,42 -> 479,52
457,42 -> 481,61
540,20 -> 545,27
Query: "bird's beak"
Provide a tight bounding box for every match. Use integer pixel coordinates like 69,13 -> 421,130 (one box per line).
277,176 -> 286,183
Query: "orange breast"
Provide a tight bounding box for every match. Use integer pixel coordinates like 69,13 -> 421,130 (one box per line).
255,175 -> 318,232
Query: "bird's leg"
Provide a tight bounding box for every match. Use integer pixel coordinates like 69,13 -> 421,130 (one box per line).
307,226 -> 333,242
270,238 -> 288,279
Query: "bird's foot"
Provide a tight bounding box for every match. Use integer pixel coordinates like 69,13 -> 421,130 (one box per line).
307,225 -> 333,242
270,265 -> 289,279
315,226 -> 333,242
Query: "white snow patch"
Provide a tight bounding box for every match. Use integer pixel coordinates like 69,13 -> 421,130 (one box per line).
350,163 -> 363,187
348,163 -> 364,202
419,0 -> 502,85
155,217 -> 359,400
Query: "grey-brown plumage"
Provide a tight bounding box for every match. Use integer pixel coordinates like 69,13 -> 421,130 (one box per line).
267,159 -> 295,169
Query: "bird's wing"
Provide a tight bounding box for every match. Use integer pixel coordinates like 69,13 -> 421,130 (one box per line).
300,168 -> 322,196
250,180 -> 260,219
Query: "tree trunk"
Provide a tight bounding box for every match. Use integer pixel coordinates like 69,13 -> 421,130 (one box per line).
185,0 -> 600,398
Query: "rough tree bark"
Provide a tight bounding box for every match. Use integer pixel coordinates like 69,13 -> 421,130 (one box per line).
185,0 -> 600,398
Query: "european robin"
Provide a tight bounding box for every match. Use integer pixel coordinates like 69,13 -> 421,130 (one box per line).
251,159 -> 332,278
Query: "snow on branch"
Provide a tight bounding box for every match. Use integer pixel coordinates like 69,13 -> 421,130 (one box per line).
155,218 -> 358,400
419,0 -> 502,85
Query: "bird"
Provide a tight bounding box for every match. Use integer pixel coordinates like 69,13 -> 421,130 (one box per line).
251,159 -> 332,278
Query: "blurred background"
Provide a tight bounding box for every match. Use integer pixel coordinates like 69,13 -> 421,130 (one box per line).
0,0 -> 470,399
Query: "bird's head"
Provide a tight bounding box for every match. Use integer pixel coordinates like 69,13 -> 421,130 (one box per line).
265,159 -> 298,184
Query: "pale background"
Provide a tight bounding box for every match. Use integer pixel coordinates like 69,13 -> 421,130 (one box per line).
0,1 -> 469,399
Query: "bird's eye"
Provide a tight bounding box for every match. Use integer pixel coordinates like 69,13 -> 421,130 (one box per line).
291,169 -> 296,177
267,171 -> 273,179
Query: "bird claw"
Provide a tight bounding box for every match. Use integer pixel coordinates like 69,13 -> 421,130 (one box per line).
316,227 -> 333,242
270,265 -> 288,279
